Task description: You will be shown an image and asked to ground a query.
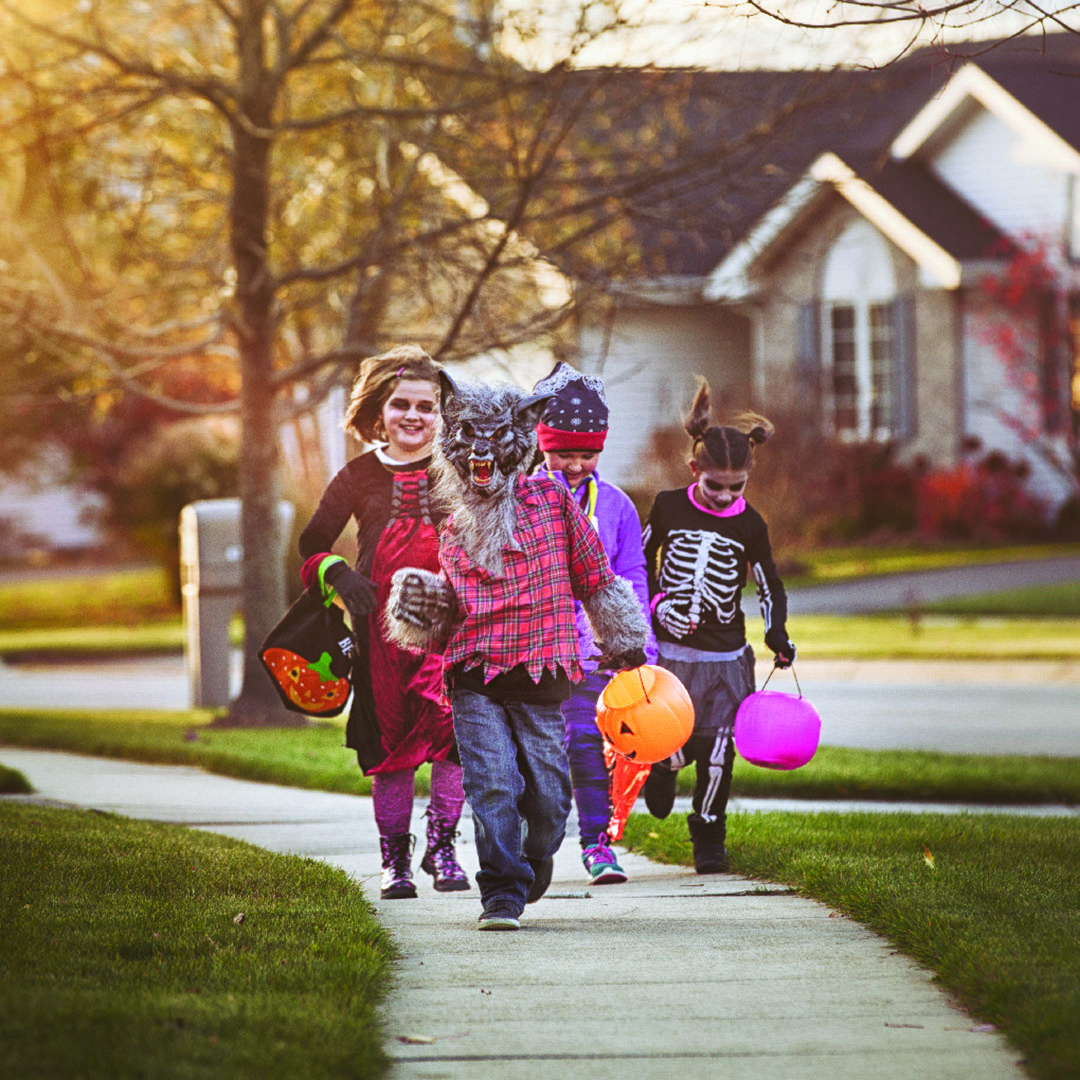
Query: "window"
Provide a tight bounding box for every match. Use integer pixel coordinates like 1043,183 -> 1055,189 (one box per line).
822,221 -> 901,440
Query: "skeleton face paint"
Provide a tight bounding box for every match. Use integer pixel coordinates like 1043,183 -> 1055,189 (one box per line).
690,464 -> 748,512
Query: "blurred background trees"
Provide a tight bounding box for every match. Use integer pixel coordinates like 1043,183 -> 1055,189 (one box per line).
1,0 -> 802,721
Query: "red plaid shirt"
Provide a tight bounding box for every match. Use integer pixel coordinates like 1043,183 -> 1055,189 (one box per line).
439,475 -> 615,684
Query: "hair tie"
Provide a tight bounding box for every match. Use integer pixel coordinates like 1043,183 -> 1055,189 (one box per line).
396,366 -> 406,379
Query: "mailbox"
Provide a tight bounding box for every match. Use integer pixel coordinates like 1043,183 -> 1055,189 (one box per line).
179,498 -> 293,707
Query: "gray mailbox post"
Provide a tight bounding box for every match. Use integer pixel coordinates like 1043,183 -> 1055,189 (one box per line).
179,498 -> 293,708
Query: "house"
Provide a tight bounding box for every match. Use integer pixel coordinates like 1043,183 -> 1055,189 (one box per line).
0,447 -> 107,562
571,36 -> 1080,518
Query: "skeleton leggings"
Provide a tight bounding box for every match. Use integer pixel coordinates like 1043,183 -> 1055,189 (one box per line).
654,645 -> 755,823
663,731 -> 737,824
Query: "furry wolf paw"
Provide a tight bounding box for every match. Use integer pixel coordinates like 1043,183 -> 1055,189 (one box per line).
389,569 -> 452,630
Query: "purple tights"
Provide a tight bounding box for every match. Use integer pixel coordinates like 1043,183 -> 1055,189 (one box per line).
562,672 -> 611,846
372,759 -> 465,839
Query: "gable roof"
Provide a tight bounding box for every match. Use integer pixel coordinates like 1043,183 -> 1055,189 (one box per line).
540,33 -> 1078,288
976,34 -> 1080,152
703,152 -> 1004,299
891,62 -> 1080,172
699,34 -> 1080,300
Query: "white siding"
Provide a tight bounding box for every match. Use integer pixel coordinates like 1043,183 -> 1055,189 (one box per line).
579,305 -> 751,491
0,473 -> 106,554
930,107 -> 1069,243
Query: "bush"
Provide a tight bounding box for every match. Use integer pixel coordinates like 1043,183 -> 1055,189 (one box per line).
917,450 -> 1050,542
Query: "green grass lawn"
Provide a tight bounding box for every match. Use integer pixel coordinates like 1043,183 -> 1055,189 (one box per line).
794,612 -> 1080,659
0,566 -> 178,629
622,810 -> 1080,1080
0,802 -> 395,1080
788,541 -> 1080,585
925,581 -> 1080,617
0,621 -> 186,659
2,707 -> 1077,806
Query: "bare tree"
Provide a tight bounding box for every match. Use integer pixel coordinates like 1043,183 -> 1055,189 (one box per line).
0,0 -> 875,722
712,0 -> 1080,66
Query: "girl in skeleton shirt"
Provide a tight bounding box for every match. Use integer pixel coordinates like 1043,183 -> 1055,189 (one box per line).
641,378 -> 796,873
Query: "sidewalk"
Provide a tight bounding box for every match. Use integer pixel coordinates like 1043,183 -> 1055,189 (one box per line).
1,747 -> 1027,1080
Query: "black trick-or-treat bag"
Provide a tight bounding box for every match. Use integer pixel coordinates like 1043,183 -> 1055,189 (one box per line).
259,588 -> 356,716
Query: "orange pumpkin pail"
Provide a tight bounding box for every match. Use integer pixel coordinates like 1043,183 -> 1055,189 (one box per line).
595,665 -> 694,764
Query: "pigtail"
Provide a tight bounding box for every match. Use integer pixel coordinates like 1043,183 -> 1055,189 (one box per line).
727,410 -> 775,447
684,377 -> 712,442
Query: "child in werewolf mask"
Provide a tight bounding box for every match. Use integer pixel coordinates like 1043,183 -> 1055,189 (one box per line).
384,370 -> 649,931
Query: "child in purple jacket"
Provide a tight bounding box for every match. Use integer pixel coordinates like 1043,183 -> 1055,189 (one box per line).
532,363 -> 657,884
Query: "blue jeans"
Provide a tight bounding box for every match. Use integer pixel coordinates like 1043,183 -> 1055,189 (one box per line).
451,689 -> 573,911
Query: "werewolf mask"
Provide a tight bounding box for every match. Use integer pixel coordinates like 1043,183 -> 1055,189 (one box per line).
431,370 -> 553,575
436,370 -> 551,501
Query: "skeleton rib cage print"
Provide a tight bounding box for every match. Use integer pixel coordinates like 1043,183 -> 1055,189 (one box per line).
644,488 -> 787,655
659,530 -> 743,632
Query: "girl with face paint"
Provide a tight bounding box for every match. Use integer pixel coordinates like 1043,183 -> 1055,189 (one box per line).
640,378 -> 796,875
298,345 -> 468,902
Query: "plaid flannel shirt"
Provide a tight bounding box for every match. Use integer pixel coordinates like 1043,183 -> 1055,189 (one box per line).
440,475 -> 616,685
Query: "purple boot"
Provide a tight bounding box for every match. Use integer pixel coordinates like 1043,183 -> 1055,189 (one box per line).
420,811 -> 471,892
379,833 -> 417,899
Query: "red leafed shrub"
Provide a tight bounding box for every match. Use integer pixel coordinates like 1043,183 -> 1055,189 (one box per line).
916,452 -> 1049,541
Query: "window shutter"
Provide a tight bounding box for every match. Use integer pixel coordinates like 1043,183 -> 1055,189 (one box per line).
892,293 -> 916,439
796,301 -> 822,430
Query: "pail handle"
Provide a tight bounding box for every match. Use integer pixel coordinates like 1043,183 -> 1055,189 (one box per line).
760,661 -> 802,698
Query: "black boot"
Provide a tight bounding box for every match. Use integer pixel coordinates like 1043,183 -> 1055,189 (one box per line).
643,764 -> 678,819
687,813 -> 728,874
379,833 -> 417,899
420,811 -> 470,892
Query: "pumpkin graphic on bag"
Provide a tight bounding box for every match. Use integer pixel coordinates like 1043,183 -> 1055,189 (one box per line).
259,589 -> 356,716
261,648 -> 351,713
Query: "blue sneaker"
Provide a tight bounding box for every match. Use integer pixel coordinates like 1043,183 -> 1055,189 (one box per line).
582,838 -> 628,884
478,899 -> 522,931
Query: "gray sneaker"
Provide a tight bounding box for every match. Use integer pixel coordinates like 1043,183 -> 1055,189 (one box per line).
478,899 -> 522,931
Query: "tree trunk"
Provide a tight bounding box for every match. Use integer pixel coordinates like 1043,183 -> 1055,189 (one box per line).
221,0 -> 303,727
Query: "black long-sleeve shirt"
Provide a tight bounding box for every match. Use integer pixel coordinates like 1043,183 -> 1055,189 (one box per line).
298,450 -> 444,574
642,487 -> 788,654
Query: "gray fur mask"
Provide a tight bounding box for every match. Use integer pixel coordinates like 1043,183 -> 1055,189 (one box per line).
435,370 -> 551,502
432,370 -> 553,574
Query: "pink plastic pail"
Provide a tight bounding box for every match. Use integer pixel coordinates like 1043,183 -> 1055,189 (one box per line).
734,689 -> 821,771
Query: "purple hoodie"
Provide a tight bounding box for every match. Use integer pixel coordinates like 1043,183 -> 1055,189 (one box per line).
543,469 -> 658,672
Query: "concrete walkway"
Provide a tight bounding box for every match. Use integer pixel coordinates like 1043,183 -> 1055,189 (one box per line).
1,747 -> 1027,1080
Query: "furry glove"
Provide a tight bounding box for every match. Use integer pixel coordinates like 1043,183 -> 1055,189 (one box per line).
385,568 -> 455,654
